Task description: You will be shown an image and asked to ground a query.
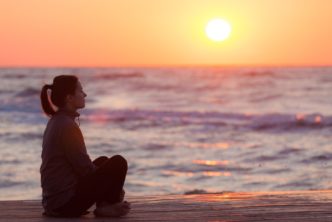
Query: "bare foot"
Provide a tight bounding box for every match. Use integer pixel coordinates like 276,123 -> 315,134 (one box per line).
94,201 -> 131,217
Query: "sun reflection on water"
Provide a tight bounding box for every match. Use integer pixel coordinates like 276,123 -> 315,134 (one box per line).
162,170 -> 194,177
86,114 -> 109,124
162,170 -> 231,177
296,113 -> 323,125
193,159 -> 229,166
296,113 -> 305,122
177,142 -> 229,149
202,171 -> 231,177
315,115 -> 322,124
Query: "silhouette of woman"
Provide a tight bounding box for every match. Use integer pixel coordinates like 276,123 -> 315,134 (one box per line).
40,75 -> 130,217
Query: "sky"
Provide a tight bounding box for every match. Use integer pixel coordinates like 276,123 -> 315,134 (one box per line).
0,0 -> 331,67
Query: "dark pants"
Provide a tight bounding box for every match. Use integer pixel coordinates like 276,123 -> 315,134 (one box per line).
55,155 -> 128,217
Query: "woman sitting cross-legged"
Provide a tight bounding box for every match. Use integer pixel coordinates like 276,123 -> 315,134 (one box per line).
40,75 -> 130,217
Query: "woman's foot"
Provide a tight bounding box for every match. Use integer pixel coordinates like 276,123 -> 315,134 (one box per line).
94,201 -> 131,217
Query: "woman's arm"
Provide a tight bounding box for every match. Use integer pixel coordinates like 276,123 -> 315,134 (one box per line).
62,122 -> 96,177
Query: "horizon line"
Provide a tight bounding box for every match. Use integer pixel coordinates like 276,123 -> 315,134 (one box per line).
0,64 -> 331,69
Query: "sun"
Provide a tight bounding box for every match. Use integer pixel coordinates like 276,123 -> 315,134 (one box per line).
205,18 -> 231,42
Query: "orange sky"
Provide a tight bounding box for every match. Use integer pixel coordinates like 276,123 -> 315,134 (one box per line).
0,0 -> 331,67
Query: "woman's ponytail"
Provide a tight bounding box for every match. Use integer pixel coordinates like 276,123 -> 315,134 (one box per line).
40,75 -> 78,117
40,84 -> 56,117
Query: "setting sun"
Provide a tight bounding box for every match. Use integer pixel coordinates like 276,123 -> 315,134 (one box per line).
205,18 -> 231,42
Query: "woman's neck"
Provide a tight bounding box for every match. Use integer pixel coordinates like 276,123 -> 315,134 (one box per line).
63,104 -> 77,113
58,106 -> 80,117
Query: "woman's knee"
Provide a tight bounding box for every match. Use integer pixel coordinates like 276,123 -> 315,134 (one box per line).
110,155 -> 128,171
93,156 -> 109,167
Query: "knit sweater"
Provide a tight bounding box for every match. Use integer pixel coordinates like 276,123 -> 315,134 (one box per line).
40,109 -> 96,211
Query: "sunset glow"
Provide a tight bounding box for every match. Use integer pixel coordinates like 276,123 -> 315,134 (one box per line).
0,0 -> 331,66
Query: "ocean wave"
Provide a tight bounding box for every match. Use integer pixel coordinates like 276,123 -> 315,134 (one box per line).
277,147 -> 303,155
0,131 -> 42,142
0,180 -> 22,188
249,94 -> 283,103
1,105 -> 331,132
15,88 -> 40,97
157,162 -> 251,175
0,159 -> 21,165
300,153 -> 332,164
184,189 -> 208,195
82,109 -> 332,131
250,113 -> 330,130
246,155 -> 283,162
273,181 -> 315,189
1,74 -> 27,79
0,89 -> 14,94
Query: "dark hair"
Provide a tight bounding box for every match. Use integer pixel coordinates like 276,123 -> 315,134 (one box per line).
40,75 -> 78,117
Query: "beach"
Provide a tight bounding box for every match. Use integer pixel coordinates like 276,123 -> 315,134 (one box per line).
2,190 -> 332,221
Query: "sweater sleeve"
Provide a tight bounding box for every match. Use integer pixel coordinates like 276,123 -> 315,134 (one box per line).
61,121 -> 96,177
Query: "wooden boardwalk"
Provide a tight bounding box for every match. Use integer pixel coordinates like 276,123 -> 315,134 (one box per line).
1,190 -> 332,221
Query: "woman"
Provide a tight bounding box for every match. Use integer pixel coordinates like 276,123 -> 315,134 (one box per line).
40,75 -> 130,217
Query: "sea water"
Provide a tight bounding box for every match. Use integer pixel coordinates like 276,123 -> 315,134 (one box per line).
0,66 -> 331,200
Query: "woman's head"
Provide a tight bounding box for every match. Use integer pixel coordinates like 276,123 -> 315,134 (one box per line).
40,75 -> 87,116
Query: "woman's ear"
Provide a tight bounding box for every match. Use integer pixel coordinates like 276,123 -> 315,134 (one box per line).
65,94 -> 74,105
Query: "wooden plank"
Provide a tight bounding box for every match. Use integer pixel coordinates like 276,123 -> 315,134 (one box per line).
1,190 -> 332,221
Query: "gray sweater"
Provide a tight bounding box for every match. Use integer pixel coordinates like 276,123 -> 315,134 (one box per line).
40,109 -> 96,211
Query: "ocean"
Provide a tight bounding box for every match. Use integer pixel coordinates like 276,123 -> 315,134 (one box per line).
0,66 -> 331,200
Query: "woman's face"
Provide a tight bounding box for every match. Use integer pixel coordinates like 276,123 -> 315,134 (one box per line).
71,81 -> 87,109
